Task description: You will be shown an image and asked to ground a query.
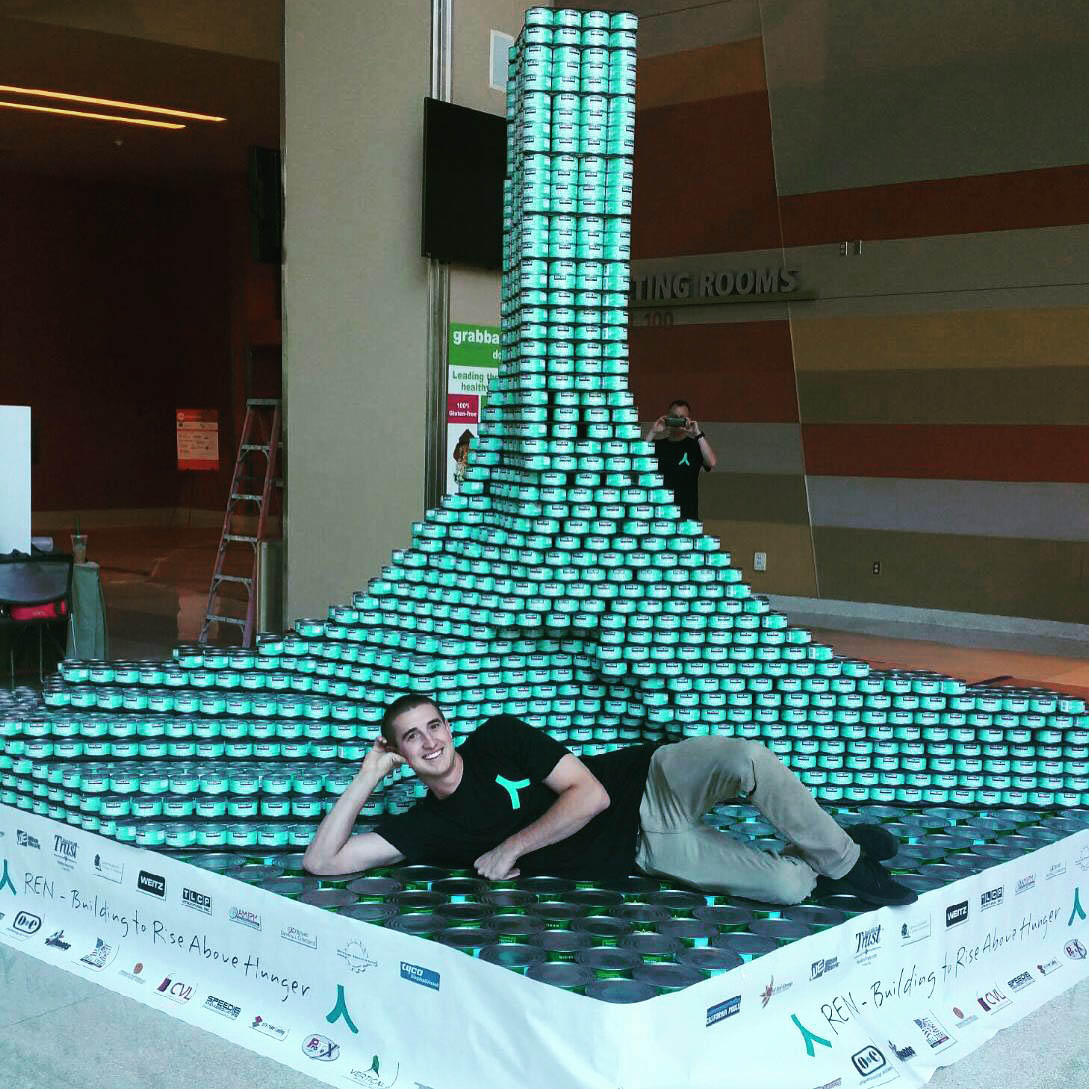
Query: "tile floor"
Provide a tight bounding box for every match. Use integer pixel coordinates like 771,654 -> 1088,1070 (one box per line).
5,526 -> 1089,1087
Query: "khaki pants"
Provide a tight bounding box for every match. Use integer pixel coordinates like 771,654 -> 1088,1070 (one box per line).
634,737 -> 860,905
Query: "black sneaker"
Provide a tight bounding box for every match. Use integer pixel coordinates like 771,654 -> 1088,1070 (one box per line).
846,822 -> 899,862
814,856 -> 918,907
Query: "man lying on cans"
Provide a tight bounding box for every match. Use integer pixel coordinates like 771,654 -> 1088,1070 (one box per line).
304,693 -> 916,907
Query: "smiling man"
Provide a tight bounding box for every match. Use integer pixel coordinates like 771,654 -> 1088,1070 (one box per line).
303,694 -> 917,905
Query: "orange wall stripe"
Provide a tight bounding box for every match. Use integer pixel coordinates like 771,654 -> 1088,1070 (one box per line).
637,38 -> 767,110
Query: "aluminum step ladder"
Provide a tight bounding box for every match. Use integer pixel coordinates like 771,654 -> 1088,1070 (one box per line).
200,398 -> 282,646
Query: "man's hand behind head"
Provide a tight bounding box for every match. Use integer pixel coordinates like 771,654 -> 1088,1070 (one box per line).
360,737 -> 405,782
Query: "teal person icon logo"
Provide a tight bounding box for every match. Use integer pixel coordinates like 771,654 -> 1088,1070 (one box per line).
495,775 -> 531,810
0,860 -> 15,896
1070,887 -> 1086,927
678,451 -> 690,466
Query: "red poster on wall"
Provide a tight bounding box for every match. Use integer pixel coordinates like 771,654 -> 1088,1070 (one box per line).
176,409 -> 220,471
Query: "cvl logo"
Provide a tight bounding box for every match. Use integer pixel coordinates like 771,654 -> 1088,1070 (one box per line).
851,1044 -> 887,1077
157,977 -> 194,1004
977,987 -> 1010,1013
946,901 -> 968,929
138,870 -> 166,898
11,910 -> 41,938
301,1034 -> 340,1061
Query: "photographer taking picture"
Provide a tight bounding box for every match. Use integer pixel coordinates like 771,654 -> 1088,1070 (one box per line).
643,399 -> 717,519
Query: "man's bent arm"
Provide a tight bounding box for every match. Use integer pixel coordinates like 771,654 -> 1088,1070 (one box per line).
474,754 -> 610,879
303,748 -> 404,875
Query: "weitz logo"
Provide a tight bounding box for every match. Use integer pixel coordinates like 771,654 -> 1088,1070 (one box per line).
1016,874 -> 1036,896
16,830 -> 40,849
400,962 -> 440,991
810,957 -> 839,981
855,924 -> 882,961
1007,972 -> 1035,993
203,995 -> 241,1020
337,939 -> 377,974
229,906 -> 262,931
137,870 -> 166,898
706,995 -> 741,1026
1038,959 -> 1061,975
977,987 -> 1009,1013
1047,862 -> 1067,881
80,938 -> 117,970
92,853 -> 124,883
52,835 -> 78,869
945,901 -> 968,929
889,1039 -> 916,1061
851,1045 -> 886,1077
281,925 -> 317,949
11,910 -> 42,937
182,888 -> 212,915
761,976 -> 793,1007
1065,939 -> 1087,960
157,977 -> 194,1003
301,1033 -> 340,1061
980,887 -> 1004,912
252,1014 -> 289,1041
44,929 -> 70,951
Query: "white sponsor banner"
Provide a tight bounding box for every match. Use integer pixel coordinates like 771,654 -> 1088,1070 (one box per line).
1,806 -> 1087,1089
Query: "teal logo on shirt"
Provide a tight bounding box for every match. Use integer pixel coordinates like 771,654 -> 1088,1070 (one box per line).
678,452 -> 690,466
495,775 -> 531,810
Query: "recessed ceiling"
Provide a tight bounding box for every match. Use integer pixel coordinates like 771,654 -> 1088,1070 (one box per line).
0,10 -> 279,183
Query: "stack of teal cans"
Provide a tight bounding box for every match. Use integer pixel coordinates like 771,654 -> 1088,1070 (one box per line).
2,9 -> 1088,848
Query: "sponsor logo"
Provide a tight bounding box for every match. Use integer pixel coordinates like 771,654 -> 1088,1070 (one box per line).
203,995 -> 241,1020
1016,874 -> 1036,896
706,995 -> 741,1026
810,957 -> 839,981
301,1033 -> 340,1062
156,976 -> 194,1004
792,1013 -> 833,1056
976,987 -> 1010,1013
1065,939 -> 1087,960
337,939 -> 377,975
182,888 -> 212,915
120,962 -> 146,984
1070,887 -> 1087,926
252,1014 -> 289,1042
1075,847 -> 1089,873
951,1006 -> 978,1028
914,1015 -> 952,1051
888,1039 -> 916,1061
44,929 -> 70,951
229,906 -> 262,931
92,853 -> 124,883
851,1045 -> 887,1077
17,830 -> 40,849
811,1081 -> 843,1089
945,901 -> 968,929
281,925 -> 317,949
899,917 -> 932,946
400,962 -> 440,991
80,938 -> 117,971
345,1058 -> 400,1088
1008,972 -> 1035,993
137,870 -> 166,898
9,910 -> 42,938
52,835 -> 78,870
855,923 -> 882,963
761,976 -> 793,1008
1047,862 -> 1067,881
1038,959 -> 1061,975
980,887 -> 1004,912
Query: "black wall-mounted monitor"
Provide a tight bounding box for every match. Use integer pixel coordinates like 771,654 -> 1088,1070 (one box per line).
421,97 -> 505,270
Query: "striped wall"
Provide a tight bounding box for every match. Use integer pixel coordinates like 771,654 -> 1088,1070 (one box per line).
624,0 -> 1089,623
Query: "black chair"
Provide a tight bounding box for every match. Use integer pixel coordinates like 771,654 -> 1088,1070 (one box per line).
0,554 -> 74,686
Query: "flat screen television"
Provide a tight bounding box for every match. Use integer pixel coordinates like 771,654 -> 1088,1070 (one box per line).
421,97 -> 505,270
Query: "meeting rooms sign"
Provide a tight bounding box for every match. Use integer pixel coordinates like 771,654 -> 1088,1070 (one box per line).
630,265 -> 814,308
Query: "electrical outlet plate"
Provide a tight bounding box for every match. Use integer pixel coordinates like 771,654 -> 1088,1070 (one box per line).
753,552 -> 766,572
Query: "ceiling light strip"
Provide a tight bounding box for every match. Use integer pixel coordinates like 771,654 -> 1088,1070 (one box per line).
0,84 -> 224,122
0,100 -> 185,129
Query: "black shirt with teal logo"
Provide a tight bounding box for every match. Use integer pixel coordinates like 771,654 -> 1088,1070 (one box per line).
374,716 -> 658,878
654,436 -> 706,519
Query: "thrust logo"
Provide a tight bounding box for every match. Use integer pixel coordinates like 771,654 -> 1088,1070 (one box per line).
945,901 -> 968,929
706,995 -> 741,1026
137,870 -> 166,898
400,962 -> 440,991
855,924 -> 882,963
53,835 -> 78,870
810,957 -> 839,981
980,887 -> 1004,912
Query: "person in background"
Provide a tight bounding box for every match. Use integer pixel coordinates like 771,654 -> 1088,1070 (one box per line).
643,399 -> 716,520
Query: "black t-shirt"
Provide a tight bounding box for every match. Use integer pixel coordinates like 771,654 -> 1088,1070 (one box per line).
374,716 -> 658,879
654,437 -> 706,519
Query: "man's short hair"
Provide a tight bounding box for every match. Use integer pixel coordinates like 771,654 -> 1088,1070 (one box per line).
668,398 -> 691,413
381,693 -> 442,745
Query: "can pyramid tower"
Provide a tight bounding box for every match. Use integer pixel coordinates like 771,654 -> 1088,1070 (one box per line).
11,8 -> 1086,852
